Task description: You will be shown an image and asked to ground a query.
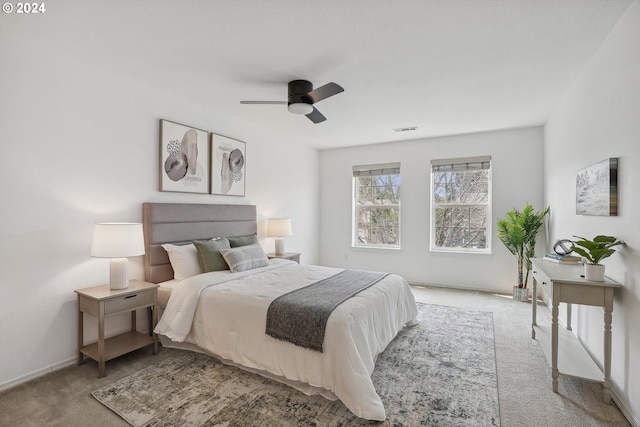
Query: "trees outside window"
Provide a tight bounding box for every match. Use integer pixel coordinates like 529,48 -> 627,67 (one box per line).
431,157 -> 491,253
353,164 -> 400,248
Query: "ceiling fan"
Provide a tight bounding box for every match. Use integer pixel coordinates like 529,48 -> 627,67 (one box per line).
240,80 -> 344,123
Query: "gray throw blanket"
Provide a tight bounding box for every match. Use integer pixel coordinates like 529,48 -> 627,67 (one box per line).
265,269 -> 390,352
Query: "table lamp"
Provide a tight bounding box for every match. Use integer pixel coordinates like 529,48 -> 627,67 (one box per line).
267,218 -> 292,255
91,223 -> 145,289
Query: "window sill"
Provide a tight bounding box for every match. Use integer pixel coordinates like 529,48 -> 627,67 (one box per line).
430,248 -> 492,255
352,245 -> 401,251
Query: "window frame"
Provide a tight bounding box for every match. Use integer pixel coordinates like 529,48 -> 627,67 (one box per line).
429,156 -> 492,254
352,163 -> 401,249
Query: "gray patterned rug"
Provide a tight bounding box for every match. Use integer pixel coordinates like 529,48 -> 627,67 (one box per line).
93,303 -> 499,426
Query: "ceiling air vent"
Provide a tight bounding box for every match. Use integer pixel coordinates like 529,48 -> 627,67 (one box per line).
393,127 -> 417,132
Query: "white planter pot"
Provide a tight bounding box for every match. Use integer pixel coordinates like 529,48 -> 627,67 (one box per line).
584,264 -> 605,281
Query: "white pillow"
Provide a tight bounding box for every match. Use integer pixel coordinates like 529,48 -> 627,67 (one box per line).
162,243 -> 203,280
219,244 -> 270,273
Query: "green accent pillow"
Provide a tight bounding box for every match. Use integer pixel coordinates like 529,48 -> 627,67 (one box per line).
193,238 -> 231,272
228,233 -> 259,248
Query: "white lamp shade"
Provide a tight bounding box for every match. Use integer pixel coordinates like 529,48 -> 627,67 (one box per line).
91,223 -> 145,258
266,218 -> 292,238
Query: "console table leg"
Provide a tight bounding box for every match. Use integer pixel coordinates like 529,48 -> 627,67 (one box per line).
603,291 -> 613,404
552,301 -> 559,393
532,279 -> 537,339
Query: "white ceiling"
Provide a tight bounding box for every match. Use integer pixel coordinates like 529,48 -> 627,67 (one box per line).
33,0 -> 633,149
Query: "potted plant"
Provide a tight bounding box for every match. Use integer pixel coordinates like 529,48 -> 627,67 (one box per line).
571,235 -> 623,281
497,204 -> 550,301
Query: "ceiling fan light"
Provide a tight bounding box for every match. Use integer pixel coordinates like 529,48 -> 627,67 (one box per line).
288,103 -> 313,115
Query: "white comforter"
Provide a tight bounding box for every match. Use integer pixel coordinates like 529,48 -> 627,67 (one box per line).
154,259 -> 417,421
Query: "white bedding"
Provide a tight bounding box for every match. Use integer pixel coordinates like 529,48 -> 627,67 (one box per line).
154,259 -> 418,421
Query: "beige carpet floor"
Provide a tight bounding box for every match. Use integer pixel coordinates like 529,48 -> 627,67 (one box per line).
0,285 -> 631,427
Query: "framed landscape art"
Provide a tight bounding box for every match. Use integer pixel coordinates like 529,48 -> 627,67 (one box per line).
576,157 -> 618,216
211,134 -> 246,196
159,120 -> 209,194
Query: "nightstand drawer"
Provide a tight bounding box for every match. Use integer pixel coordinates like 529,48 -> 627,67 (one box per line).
104,290 -> 155,315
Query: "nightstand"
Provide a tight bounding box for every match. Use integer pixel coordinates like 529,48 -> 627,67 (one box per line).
267,252 -> 301,263
75,280 -> 159,377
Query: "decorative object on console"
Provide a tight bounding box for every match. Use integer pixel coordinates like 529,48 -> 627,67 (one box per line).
543,239 -> 581,263
211,134 -> 246,196
543,253 -> 582,264
497,204 -> 550,301
159,120 -> 209,194
571,235 -> 623,281
91,223 -> 145,290
576,157 -> 618,216
553,239 -> 575,256
267,218 -> 292,256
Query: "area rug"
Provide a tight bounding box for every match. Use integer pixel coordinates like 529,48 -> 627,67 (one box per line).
93,303 -> 500,426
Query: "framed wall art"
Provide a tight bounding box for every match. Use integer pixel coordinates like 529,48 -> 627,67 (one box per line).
576,157 -> 618,216
211,134 -> 246,196
159,120 -> 209,194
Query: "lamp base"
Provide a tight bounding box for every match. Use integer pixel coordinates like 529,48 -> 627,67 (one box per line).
274,238 -> 285,256
109,258 -> 129,290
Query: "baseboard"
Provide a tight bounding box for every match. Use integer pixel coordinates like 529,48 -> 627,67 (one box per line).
408,281 -> 510,295
0,356 -> 77,393
1,321 -> 152,394
612,388 -> 639,427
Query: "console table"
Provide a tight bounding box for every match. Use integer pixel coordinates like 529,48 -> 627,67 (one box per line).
530,258 -> 621,403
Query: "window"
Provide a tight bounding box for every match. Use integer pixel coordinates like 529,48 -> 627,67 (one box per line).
430,156 -> 491,253
353,163 -> 401,248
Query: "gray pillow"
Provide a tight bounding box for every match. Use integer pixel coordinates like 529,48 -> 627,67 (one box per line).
219,244 -> 270,273
228,233 -> 259,248
193,238 -> 231,272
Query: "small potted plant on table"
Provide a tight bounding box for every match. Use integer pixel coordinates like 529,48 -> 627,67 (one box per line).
497,204 -> 550,301
572,235 -> 623,281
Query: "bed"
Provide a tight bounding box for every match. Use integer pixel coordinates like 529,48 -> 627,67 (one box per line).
143,202 -> 418,421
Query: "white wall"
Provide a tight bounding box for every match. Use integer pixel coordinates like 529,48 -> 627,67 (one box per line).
0,21 -> 319,389
544,0 -> 640,423
319,127 -> 545,293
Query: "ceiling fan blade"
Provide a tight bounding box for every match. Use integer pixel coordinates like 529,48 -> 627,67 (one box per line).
240,101 -> 287,105
305,107 -> 326,123
304,82 -> 344,104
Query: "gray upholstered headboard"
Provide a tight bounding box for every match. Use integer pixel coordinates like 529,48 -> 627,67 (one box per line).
142,203 -> 257,283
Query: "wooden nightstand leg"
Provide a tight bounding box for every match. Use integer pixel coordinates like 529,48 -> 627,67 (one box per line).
131,310 -> 137,332
151,305 -> 158,354
97,305 -> 106,378
77,302 -> 84,365
147,307 -> 153,337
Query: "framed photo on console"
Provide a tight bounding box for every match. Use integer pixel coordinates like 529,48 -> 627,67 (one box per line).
159,120 -> 209,194
211,134 -> 246,196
